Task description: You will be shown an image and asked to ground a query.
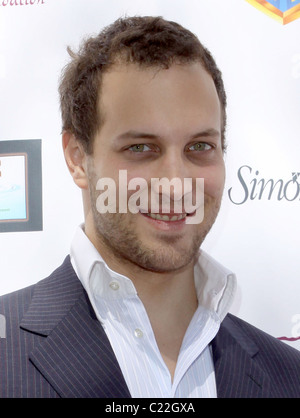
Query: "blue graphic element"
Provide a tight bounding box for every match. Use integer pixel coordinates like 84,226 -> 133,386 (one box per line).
266,0 -> 300,12
0,184 -> 27,221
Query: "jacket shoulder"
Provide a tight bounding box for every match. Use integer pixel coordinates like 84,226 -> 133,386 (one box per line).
0,256 -> 73,326
0,282 -> 35,333
225,313 -> 300,395
0,256 -> 75,398
226,313 -> 300,360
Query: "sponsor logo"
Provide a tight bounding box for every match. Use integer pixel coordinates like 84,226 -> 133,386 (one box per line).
228,165 -> 300,205
246,0 -> 300,24
278,314 -> 300,343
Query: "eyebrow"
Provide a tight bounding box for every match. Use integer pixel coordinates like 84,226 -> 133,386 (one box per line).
115,131 -> 158,141
190,128 -> 220,140
115,128 -> 220,142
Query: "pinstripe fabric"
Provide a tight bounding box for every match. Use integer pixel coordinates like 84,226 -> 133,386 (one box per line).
1,256 -> 300,398
28,294 -> 130,398
70,225 -> 236,397
212,314 -> 300,398
0,257 -> 130,398
0,279 -> 60,397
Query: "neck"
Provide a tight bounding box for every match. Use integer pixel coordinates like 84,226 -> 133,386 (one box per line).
85,218 -> 199,379
85,216 -> 199,317
135,263 -> 198,381
130,261 -> 198,316
95,235 -> 199,379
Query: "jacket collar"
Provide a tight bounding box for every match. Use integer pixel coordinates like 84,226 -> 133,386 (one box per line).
20,256 -> 271,398
20,256 -> 131,398
211,314 -> 272,398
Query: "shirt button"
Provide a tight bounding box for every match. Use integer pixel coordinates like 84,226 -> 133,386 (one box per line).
134,328 -> 143,338
109,281 -> 120,291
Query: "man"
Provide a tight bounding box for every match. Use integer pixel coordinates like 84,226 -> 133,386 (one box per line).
0,16 -> 299,398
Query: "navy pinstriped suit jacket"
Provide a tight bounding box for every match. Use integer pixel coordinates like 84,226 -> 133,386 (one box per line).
1,256 -> 300,398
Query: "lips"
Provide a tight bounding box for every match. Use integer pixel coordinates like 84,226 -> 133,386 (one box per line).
145,213 -> 187,222
140,210 -> 197,232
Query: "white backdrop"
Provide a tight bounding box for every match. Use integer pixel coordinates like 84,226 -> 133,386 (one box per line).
0,0 -> 299,351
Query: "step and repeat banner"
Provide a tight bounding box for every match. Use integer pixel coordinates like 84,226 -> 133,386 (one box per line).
0,0 -> 299,350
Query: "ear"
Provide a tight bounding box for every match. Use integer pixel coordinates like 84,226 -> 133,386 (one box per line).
62,131 -> 89,190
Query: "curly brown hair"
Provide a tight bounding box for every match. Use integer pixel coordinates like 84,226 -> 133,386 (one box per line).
59,16 -> 227,154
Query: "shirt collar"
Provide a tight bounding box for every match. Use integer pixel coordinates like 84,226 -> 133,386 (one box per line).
70,224 -> 236,322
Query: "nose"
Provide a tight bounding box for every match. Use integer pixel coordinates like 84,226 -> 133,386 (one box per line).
159,148 -> 188,179
150,149 -> 198,213
152,149 -> 189,197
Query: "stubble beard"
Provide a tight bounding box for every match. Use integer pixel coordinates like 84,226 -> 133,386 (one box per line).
87,165 -> 222,273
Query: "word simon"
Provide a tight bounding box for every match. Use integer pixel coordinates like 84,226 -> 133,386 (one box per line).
228,165 -> 300,205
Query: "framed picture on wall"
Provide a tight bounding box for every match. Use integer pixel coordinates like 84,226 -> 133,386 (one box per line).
0,140 -> 42,233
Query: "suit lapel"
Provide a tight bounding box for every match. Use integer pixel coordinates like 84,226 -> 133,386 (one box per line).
212,315 -> 272,398
20,257 -> 131,398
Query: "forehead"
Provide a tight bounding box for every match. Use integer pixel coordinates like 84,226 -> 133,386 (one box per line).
98,62 -> 221,138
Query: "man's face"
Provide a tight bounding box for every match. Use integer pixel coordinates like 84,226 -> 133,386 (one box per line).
85,62 -> 225,273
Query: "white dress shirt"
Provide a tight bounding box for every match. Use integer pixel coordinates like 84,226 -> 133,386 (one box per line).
70,225 -> 236,398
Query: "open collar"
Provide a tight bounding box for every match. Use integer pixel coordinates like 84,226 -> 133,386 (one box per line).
20,256 -> 271,398
70,225 -> 237,323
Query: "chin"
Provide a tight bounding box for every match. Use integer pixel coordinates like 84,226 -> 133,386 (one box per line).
127,235 -> 201,273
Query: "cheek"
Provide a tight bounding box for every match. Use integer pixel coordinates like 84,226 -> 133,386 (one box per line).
202,166 -> 225,199
120,167 -> 154,196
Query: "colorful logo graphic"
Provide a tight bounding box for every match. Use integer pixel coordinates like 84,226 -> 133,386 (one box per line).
246,0 -> 300,24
